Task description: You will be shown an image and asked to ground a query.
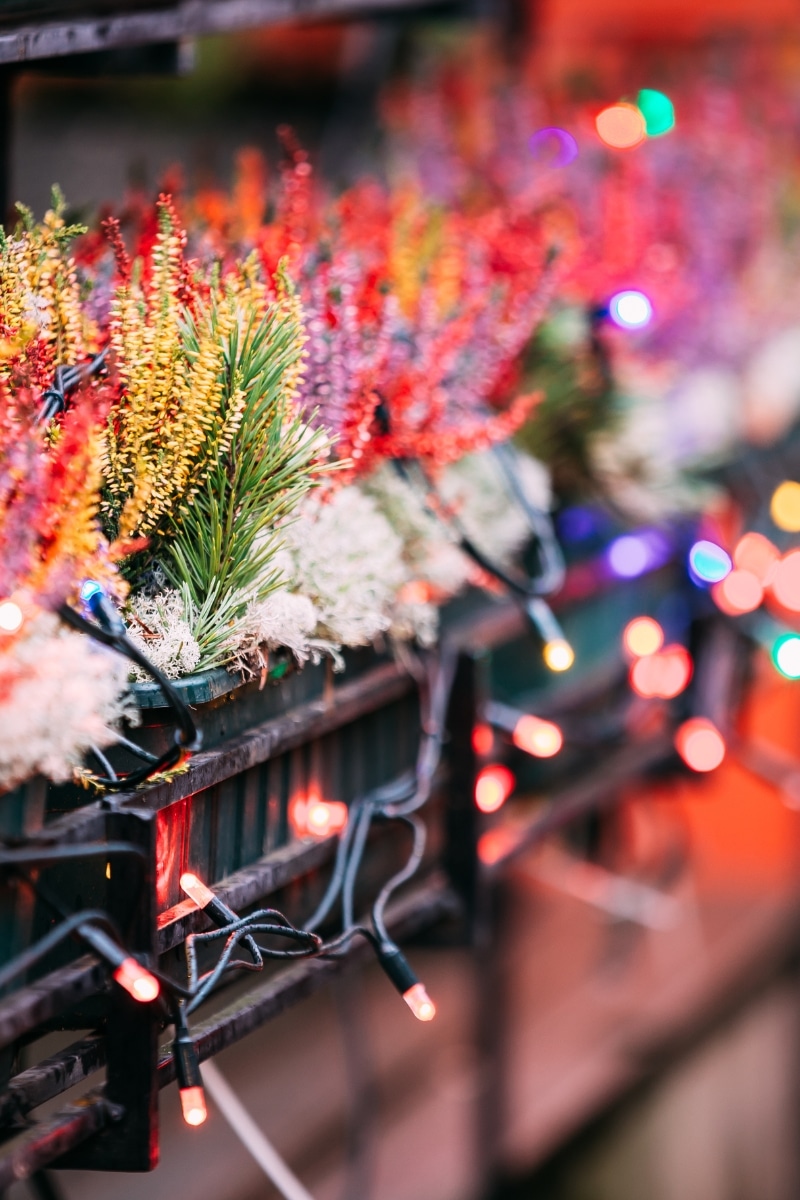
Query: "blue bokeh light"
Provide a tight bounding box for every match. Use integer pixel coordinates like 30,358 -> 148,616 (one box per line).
688,540 -> 732,584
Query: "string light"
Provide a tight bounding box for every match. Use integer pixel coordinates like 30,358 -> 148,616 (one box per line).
111,956 -> 160,1003
543,638 -> 575,672
608,290 -> 653,330
306,800 -> 348,838
403,982 -> 437,1022
512,714 -> 563,758
181,871 -> 239,928
528,127 -> 579,167
711,568 -> 763,615
173,1005 -> 208,1128
375,944 -> 436,1022
674,718 -> 726,772
770,481 -> 800,532
596,103 -> 647,149
688,540 -> 732,584
623,616 -> 664,657
772,633 -> 800,679
0,600 -> 23,633
636,88 -> 675,136
472,723 -> 494,756
475,764 -> 515,813
607,534 -> 652,578
180,1086 -> 208,1127
289,794 -> 348,839
733,532 -> 779,583
630,644 -> 692,699
771,550 -> 800,611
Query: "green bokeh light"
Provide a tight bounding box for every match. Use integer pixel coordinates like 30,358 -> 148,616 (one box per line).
772,633 -> 800,679
636,89 -> 675,137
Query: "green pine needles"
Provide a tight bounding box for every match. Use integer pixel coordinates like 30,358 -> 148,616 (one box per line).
164,295 -> 329,670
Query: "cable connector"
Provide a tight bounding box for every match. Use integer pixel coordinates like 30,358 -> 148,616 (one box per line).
80,579 -> 126,636
79,923 -> 160,1003
173,1005 -> 208,1127
376,944 -> 436,1022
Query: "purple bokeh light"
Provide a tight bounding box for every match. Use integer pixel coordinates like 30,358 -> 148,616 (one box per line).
528,127 -> 579,168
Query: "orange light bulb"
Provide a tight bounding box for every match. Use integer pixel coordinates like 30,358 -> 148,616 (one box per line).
113,957 -> 160,1003
596,103 -> 647,149
623,616 -> 664,658
475,765 -> 515,813
733,532 -> 778,584
403,982 -> 436,1022
543,638 -> 574,672
512,715 -> 563,758
675,718 -> 726,773
712,568 -> 763,615
472,723 -> 494,756
180,1085 -> 208,1127
306,800 -> 348,838
180,872 -> 216,909
630,644 -> 692,699
771,550 -> 800,612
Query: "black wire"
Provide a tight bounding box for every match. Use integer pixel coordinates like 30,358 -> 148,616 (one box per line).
0,908 -> 121,993
37,349 -> 108,425
58,602 -> 200,791
393,456 -> 563,603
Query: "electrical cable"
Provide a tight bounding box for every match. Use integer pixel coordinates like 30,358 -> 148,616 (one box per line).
37,349 -> 108,425
58,598 -> 200,791
34,355 -> 200,792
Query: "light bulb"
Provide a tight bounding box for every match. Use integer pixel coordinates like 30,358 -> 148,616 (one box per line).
513,715 -> 563,758
180,1085 -> 208,1127
623,616 -> 664,658
733,532 -> 778,584
113,957 -> 160,1003
771,481 -> 800,532
475,765 -> 515,813
472,723 -> 494,756
0,600 -> 23,633
608,290 -> 653,330
543,638 -> 574,672
607,535 -> 651,578
629,644 -> 692,700
773,634 -> 800,679
636,88 -> 675,136
771,551 -> 800,612
403,983 -> 436,1022
180,872 -> 217,909
675,718 -> 726,773
595,103 -> 647,149
712,569 -> 763,615
689,540 -> 732,584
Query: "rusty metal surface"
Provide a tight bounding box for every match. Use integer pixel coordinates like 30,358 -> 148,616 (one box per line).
0,956 -> 105,1051
0,1092 -> 113,1191
157,874 -> 461,1085
0,875 -> 459,1178
0,1033 -> 105,1128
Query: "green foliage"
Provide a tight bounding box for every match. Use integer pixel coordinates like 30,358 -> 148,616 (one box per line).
164,300 -> 329,669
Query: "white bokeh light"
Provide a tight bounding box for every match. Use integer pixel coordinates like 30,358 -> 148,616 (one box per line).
0,601 -> 23,633
609,290 -> 653,330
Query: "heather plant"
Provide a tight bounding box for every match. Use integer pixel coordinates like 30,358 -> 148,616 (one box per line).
100,197 -> 330,668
